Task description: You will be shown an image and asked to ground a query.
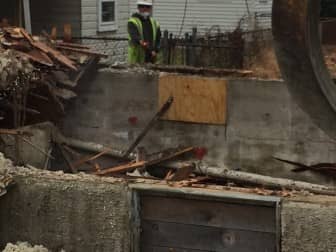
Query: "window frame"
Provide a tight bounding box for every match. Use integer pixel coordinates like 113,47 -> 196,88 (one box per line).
98,0 -> 118,32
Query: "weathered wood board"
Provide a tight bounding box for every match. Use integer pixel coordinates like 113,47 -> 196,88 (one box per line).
158,73 -> 227,125
140,195 -> 277,252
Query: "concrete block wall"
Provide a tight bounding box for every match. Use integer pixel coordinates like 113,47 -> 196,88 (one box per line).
282,197 -> 336,252
62,70 -> 336,186
0,167 -> 130,252
1,165 -> 336,252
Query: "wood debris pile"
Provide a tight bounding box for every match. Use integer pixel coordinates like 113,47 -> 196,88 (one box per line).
0,27 -> 104,127
0,173 -> 14,198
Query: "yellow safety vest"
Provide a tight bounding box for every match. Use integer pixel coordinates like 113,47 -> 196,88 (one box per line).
128,17 -> 159,64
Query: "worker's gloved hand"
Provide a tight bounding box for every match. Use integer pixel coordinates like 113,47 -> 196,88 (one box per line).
151,51 -> 157,58
140,40 -> 149,48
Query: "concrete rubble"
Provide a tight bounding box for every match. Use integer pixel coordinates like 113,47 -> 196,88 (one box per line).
2,242 -> 50,252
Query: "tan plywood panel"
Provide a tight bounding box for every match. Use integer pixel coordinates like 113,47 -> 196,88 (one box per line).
158,73 -> 227,125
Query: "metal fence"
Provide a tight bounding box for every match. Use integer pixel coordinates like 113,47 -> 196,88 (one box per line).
75,27 -> 272,68
160,28 -> 245,68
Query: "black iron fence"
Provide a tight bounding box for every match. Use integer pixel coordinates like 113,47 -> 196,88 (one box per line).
160,27 -> 245,68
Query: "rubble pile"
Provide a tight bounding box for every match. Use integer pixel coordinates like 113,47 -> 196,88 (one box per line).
0,172 -> 14,198
2,242 -> 51,252
0,27 -> 103,126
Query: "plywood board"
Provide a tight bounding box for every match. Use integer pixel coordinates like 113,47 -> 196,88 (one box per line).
158,73 -> 227,125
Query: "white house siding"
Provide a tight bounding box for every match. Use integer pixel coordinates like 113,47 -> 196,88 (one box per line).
81,0 -> 130,63
152,0 -> 272,36
253,0 -> 273,29
30,0 -> 81,37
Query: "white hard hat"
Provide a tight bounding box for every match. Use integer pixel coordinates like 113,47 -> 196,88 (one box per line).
137,0 -> 152,6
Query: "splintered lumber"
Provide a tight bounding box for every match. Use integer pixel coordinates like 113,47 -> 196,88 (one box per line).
123,96 -> 174,157
167,164 -> 194,181
20,28 -> 78,71
56,45 -> 107,57
15,51 -> 52,67
57,42 -> 91,49
96,161 -> 146,175
96,147 -> 195,176
19,27 -> 34,44
62,144 -> 97,169
33,41 -> 78,71
56,136 -> 132,159
196,164 -> 336,196
71,149 -> 110,169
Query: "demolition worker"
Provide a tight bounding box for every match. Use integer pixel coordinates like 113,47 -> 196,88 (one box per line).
128,0 -> 161,64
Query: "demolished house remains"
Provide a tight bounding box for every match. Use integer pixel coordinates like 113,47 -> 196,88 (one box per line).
1,0 -> 336,252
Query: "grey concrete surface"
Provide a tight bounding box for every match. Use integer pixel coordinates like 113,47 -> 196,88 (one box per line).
0,164 -> 130,252
282,197 -> 336,252
1,162 -> 336,252
61,70 -> 336,186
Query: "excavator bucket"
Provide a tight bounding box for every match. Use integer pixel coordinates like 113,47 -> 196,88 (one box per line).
272,0 -> 336,139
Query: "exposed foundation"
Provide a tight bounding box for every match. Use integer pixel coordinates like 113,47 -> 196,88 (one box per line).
1,68 -> 336,251
1,160 -> 336,251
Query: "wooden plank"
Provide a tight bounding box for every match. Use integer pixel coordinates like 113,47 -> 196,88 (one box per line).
158,74 -> 227,125
16,50 -> 54,67
141,220 -> 276,252
141,196 -> 276,233
57,41 -> 91,49
32,41 -> 78,71
56,45 -> 107,57
20,28 -> 78,71
96,147 -> 195,176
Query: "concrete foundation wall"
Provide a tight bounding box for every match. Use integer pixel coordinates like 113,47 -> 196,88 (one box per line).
62,70 -> 336,186
282,197 -> 336,252
0,167 -> 130,252
1,166 -> 336,252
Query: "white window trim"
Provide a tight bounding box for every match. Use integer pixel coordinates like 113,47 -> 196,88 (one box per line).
98,0 -> 118,32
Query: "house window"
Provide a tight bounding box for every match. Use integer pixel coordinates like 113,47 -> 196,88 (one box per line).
98,0 -> 117,32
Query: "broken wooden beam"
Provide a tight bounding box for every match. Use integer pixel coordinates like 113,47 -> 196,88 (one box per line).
56,45 -> 108,57
71,149 -> 109,169
20,28 -> 78,71
195,164 -> 336,196
123,96 -> 174,158
96,147 -> 195,176
55,135 -> 134,160
57,42 -> 91,49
